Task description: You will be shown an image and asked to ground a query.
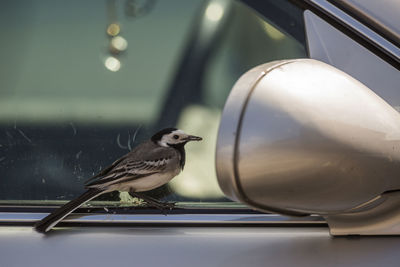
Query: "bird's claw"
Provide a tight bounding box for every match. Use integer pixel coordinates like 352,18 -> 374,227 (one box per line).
162,201 -> 176,209
144,201 -> 175,215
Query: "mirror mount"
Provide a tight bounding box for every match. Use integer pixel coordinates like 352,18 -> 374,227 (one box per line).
325,190 -> 400,235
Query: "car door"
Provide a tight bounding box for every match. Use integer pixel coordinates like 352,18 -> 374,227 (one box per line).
1,0 -> 400,266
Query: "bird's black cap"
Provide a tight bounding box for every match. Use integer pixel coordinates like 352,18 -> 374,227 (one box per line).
151,127 -> 177,142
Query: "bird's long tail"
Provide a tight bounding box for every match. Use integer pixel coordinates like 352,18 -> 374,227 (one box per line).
34,188 -> 103,233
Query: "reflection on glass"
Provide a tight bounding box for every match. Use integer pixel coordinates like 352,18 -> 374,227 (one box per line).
107,23 -> 121,36
205,2 -> 224,22
259,19 -> 285,40
104,56 -> 121,72
111,36 -> 128,52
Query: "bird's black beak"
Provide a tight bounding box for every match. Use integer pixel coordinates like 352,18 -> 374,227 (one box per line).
186,135 -> 202,142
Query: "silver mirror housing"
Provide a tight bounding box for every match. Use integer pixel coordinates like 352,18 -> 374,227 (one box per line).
216,59 -> 400,235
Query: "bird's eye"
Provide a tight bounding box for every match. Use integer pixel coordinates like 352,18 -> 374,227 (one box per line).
173,135 -> 179,139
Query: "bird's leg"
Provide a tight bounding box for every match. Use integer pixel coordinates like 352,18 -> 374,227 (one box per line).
129,191 -> 175,212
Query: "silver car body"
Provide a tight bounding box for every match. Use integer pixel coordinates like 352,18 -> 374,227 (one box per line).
2,0 -> 400,266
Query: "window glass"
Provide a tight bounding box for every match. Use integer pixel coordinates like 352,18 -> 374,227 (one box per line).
0,0 -> 306,206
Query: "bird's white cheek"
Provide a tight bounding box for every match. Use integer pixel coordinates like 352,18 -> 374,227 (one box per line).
157,139 -> 169,147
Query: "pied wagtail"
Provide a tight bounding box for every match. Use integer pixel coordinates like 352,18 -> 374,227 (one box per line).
35,127 -> 202,233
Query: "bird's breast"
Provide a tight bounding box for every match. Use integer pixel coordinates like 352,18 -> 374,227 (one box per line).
111,169 -> 180,192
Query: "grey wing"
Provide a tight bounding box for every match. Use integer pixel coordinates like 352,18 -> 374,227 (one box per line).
84,156 -> 127,186
85,147 -> 176,188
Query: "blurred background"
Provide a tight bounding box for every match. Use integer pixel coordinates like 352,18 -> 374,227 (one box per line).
0,0 -> 306,205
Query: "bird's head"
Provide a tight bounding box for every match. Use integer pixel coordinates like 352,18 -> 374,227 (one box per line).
151,128 -> 202,147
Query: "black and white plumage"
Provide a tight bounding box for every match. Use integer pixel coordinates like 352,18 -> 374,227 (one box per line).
34,128 -> 202,233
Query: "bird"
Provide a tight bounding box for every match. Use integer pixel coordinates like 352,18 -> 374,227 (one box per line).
34,127 -> 202,233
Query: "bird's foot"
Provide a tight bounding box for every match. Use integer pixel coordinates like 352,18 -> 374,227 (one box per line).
129,191 -> 176,214
160,201 -> 176,209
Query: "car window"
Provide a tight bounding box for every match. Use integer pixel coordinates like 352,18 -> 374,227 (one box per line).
0,0 -> 306,207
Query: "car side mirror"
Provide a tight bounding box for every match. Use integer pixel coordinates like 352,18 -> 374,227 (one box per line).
216,59 -> 400,235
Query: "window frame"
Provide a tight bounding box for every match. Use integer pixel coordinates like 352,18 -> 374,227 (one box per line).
4,0 -> 384,226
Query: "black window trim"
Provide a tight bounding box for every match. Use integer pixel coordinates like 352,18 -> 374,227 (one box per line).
242,0 -> 400,71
